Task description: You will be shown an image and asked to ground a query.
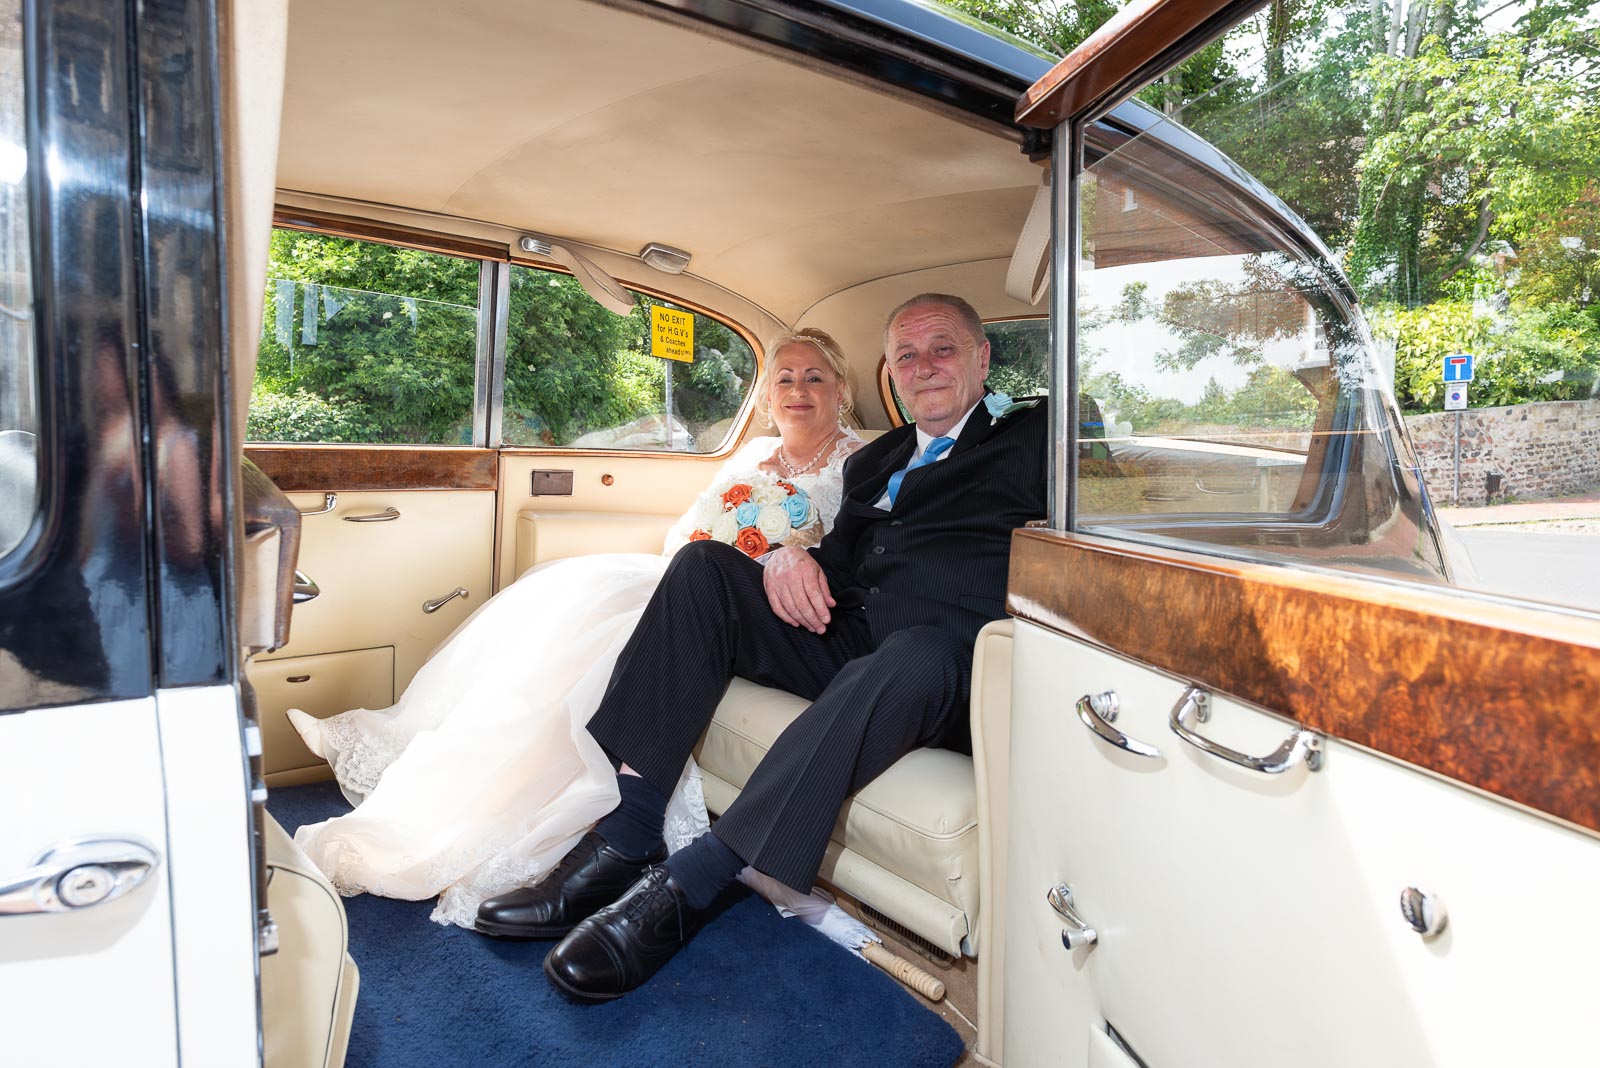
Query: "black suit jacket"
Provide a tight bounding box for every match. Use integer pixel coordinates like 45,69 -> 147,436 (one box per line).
809,398 -> 1049,650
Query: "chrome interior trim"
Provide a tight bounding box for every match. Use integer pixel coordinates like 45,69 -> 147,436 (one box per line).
1075,691 -> 1162,758
1169,686 -> 1324,774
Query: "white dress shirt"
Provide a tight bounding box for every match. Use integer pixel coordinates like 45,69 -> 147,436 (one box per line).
874,399 -> 982,510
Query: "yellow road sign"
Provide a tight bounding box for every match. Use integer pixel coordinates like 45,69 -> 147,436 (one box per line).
650,306 -> 694,363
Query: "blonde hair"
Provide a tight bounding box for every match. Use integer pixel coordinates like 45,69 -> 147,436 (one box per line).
755,327 -> 854,427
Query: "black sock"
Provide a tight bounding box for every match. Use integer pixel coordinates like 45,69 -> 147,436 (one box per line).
594,772 -> 667,860
665,830 -> 744,909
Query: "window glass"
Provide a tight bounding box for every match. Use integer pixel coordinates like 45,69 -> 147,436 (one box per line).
1074,4 -> 1600,611
248,230 -> 480,444
0,0 -> 36,558
500,265 -> 755,452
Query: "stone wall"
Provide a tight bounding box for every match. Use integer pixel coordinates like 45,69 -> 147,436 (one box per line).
1404,398 -> 1600,506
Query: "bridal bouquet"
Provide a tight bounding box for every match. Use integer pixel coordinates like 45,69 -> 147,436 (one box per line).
688,471 -> 814,559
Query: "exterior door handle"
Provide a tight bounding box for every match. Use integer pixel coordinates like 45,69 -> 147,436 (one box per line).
1046,883 -> 1098,949
0,836 -> 161,916
1169,686 -> 1323,774
1076,691 -> 1161,758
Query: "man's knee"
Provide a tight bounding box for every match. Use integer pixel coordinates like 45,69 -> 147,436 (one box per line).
865,626 -> 968,693
661,538 -> 745,588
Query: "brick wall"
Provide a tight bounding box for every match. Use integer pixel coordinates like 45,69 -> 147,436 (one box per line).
1404,398 -> 1600,506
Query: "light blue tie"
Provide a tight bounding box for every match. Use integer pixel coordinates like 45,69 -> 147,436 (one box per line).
886,436 -> 954,506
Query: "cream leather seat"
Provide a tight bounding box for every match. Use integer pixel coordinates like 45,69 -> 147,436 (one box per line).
261,814 -> 359,1068
695,617 -> 1011,958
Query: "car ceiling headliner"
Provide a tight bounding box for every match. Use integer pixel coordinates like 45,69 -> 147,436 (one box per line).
275,0 -> 1042,326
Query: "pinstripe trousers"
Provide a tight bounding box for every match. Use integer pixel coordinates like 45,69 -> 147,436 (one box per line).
586,539 -> 970,893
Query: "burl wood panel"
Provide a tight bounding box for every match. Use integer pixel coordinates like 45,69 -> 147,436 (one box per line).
245,446 -> 497,492
1016,0 -> 1258,128
1007,528 -> 1600,834
273,208 -> 507,260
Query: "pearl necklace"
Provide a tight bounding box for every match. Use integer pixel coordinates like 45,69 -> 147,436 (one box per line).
778,431 -> 842,479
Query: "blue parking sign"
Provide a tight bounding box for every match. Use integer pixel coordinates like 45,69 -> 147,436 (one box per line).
1442,352 -> 1474,383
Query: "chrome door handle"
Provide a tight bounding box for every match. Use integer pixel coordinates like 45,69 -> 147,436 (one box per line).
1046,884 -> 1097,949
0,836 -> 161,916
1076,691 -> 1161,758
292,569 -> 321,604
1169,687 -> 1323,774
343,507 -> 400,522
422,587 -> 468,614
298,492 -> 336,516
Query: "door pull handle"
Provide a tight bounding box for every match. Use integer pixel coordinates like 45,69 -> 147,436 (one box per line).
1046,884 -> 1098,949
1169,686 -> 1323,774
343,507 -> 400,522
0,836 -> 161,916
298,492 -> 336,516
1076,691 -> 1161,758
422,587 -> 468,614
292,569 -> 321,604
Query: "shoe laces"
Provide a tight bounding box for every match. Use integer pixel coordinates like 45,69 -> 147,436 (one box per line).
622,868 -> 683,933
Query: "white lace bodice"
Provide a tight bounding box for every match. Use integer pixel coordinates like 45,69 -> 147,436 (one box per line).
661,429 -> 863,555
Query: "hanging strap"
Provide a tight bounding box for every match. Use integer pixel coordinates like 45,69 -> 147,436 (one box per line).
1005,173 -> 1052,307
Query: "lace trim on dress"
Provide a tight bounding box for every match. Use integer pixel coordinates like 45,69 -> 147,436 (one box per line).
319,714 -> 402,805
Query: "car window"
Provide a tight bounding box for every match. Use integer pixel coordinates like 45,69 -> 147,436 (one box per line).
248,229 -> 481,444
1072,5 -> 1600,612
499,265 -> 756,453
0,0 -> 36,558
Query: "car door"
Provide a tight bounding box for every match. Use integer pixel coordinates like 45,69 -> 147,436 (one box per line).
1,0 -> 256,1062
999,5 -> 1600,1066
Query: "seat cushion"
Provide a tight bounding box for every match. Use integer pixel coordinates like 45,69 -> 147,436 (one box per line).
694,677 -> 978,929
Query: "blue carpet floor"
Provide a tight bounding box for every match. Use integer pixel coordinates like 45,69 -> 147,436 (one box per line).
270,782 -> 965,1068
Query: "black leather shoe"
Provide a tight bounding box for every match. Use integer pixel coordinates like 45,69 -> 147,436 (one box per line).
474,831 -> 666,939
542,866 -> 700,1002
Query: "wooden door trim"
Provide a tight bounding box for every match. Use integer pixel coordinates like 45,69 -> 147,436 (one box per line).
1007,529 -> 1600,834
245,445 -> 497,492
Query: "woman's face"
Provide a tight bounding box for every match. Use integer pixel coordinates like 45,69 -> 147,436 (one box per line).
767,343 -> 844,439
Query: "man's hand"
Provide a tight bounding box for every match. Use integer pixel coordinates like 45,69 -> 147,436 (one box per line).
763,546 -> 835,634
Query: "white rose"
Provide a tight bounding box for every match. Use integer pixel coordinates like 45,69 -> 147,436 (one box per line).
693,495 -> 723,530
756,504 -> 792,544
711,511 -> 740,544
753,481 -> 787,506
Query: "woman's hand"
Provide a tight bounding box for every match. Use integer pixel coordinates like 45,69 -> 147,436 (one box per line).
763,546 -> 835,633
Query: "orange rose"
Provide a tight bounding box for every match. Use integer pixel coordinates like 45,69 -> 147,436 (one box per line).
777,480 -> 797,496
734,527 -> 769,558
689,529 -> 712,541
722,483 -> 753,507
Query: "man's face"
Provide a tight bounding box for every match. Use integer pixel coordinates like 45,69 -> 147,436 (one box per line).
885,304 -> 991,436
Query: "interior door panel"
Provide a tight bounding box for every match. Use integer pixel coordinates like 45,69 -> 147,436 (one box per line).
250,489 -> 493,775
1004,595 -> 1600,1067
249,646 -> 396,783
495,451 -> 728,589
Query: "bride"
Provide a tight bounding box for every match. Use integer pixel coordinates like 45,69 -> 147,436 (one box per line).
289,328 -> 864,927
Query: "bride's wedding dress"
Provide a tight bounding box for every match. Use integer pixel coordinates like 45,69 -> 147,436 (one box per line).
288,431 -> 861,927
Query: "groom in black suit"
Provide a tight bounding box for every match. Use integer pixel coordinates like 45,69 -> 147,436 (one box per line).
476,293 -> 1048,1001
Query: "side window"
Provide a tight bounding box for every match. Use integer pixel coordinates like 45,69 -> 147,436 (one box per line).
0,1 -> 35,557
500,264 -> 755,453
1067,6 -> 1600,596
248,229 -> 481,444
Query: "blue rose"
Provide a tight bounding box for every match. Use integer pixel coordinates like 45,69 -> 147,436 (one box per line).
782,488 -> 812,528
983,391 -> 1014,420
735,501 -> 761,527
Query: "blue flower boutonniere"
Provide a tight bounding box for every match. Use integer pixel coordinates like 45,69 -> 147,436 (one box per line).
984,391 -> 1040,426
